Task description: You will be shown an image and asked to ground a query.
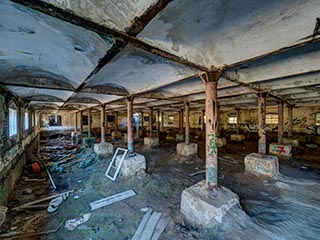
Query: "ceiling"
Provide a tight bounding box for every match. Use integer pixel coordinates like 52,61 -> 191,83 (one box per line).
1,0 -> 320,114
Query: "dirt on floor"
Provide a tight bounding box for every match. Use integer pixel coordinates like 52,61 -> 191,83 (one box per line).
1,136 -> 320,240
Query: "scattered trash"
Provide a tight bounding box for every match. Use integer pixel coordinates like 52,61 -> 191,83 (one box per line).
0,206 -> 8,227
65,213 -> 92,231
305,144 -> 317,149
47,193 -> 69,212
79,158 -> 96,169
89,190 -> 136,211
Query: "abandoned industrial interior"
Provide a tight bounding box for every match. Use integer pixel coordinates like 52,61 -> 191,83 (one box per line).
1,0 -> 320,239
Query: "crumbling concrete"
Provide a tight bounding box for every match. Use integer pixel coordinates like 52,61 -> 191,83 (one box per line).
269,143 -> 292,158
181,180 -> 240,228
230,134 -> 245,142
216,137 -> 227,147
176,143 -> 198,156
94,142 -> 114,159
176,134 -> 184,142
116,153 -> 146,177
144,137 -> 159,148
244,153 -> 280,178
283,138 -> 299,147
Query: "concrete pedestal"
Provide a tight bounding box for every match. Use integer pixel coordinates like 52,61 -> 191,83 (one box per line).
75,134 -> 86,144
216,137 -> 227,147
124,133 -> 127,143
181,180 -> 239,228
176,134 -> 184,142
283,138 -> 299,147
144,137 -> 159,148
82,137 -> 96,148
230,134 -> 245,141
115,153 -> 146,177
111,131 -> 122,140
176,143 -> 198,156
94,142 -> 114,159
244,153 -> 280,177
269,143 -> 292,158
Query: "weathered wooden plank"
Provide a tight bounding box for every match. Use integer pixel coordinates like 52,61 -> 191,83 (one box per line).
140,212 -> 162,240
151,216 -> 171,240
132,208 -> 153,240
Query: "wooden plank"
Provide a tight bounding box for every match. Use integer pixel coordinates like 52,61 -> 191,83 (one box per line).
90,190 -> 136,211
132,208 -> 153,240
140,212 -> 162,240
151,216 -> 171,240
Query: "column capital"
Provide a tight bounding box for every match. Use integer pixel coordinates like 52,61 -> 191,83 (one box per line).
199,69 -> 224,83
127,96 -> 134,102
256,91 -> 269,98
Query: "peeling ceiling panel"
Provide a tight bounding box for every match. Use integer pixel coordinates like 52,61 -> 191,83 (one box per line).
0,0 -> 111,90
42,0 -> 158,31
139,0 -> 320,68
6,86 -> 73,102
85,46 -> 196,95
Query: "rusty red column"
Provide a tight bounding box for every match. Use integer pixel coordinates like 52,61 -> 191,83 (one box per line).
88,108 -> 92,138
101,104 -> 106,143
80,110 -> 83,134
278,101 -> 284,144
149,107 -> 153,137
257,92 -> 267,154
179,109 -> 183,134
201,71 -> 221,190
185,102 -> 190,144
157,110 -> 161,137
161,112 -> 164,128
288,104 -> 293,137
127,97 -> 134,153
75,112 -> 78,132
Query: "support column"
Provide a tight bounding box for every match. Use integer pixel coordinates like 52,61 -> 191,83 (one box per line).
185,102 -> 190,144
157,110 -> 160,137
236,108 -> 240,134
141,112 -> 144,128
202,72 -> 221,190
278,101 -> 284,144
179,109 -> 183,134
201,110 -> 205,131
127,97 -> 134,153
149,107 -> 153,137
88,108 -> 92,138
114,111 -> 118,132
161,112 -> 164,128
80,110 -> 83,134
288,104 -> 293,137
101,104 -> 106,143
257,92 -> 267,154
75,112 -> 78,132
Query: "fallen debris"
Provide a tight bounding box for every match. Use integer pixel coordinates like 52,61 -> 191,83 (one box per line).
132,208 -> 153,240
89,189 -> 136,211
0,206 -> 8,228
105,147 -> 128,181
65,213 -> 92,231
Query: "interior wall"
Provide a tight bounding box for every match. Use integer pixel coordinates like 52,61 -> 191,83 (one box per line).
0,85 -> 40,205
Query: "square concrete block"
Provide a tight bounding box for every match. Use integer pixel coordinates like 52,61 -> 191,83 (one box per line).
269,143 -> 292,158
283,138 -> 299,147
244,153 -> 280,177
116,153 -> 146,177
176,142 -> 198,156
216,137 -> 227,147
144,137 -> 159,147
181,180 -> 239,228
94,142 -> 114,159
230,134 -> 245,141
82,137 -> 96,148
176,134 -> 184,142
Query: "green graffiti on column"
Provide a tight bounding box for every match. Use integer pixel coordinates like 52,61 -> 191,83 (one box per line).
207,167 -> 217,183
207,133 -> 217,156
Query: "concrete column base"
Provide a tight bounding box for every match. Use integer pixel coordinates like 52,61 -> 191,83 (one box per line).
269,143 -> 292,158
283,138 -> 299,147
181,180 -> 239,228
94,142 -> 114,159
116,153 -> 146,177
75,134 -> 86,144
244,153 -> 280,177
216,137 -> 227,147
111,131 -> 122,140
176,142 -> 198,156
176,134 -> 184,142
144,137 -> 159,148
82,137 -> 96,148
230,134 -> 245,141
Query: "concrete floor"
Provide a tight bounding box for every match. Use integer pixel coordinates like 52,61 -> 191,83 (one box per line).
1,135 -> 320,240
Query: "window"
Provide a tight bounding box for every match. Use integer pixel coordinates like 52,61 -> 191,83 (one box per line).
316,113 -> 320,126
9,103 -> 17,137
24,111 -> 29,130
266,114 -> 278,124
228,116 -> 237,124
